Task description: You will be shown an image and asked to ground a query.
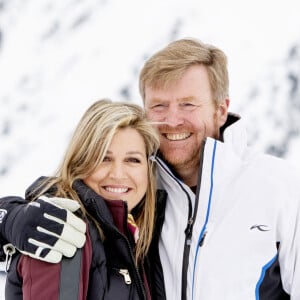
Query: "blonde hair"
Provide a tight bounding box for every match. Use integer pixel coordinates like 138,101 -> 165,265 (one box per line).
139,38 -> 229,105
34,99 -> 160,264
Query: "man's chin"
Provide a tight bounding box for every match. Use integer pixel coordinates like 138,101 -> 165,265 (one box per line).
162,153 -> 189,168
160,146 -> 201,169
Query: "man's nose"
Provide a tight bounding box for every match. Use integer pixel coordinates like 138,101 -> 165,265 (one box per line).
164,105 -> 184,127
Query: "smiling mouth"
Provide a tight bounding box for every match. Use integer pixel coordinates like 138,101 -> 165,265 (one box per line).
104,186 -> 129,193
164,133 -> 191,141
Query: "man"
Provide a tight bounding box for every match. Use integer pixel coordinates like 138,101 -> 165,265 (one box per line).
139,38 -> 300,299
1,38 -> 299,299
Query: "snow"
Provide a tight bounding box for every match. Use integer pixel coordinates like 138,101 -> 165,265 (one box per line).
1,0 -> 300,296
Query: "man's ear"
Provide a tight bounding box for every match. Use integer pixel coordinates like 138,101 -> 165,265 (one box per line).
217,98 -> 230,126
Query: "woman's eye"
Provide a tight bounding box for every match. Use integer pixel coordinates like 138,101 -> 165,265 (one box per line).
127,157 -> 141,163
102,156 -> 111,162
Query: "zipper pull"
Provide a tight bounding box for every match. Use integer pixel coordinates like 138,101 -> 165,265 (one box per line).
119,269 -> 132,284
3,243 -> 16,272
199,231 -> 207,247
185,218 -> 194,245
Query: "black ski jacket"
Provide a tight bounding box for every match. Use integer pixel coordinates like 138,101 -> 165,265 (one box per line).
5,179 -> 167,300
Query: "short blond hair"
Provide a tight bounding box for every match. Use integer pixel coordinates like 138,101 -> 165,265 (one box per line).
139,38 -> 229,104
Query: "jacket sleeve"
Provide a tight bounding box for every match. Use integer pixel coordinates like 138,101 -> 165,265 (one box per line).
277,168 -> 300,298
0,196 -> 26,261
15,225 -> 92,300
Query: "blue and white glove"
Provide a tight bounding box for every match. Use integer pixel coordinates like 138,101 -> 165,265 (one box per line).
1,195 -> 86,263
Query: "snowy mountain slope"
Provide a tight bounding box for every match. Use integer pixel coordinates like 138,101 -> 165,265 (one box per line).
1,0 -> 300,198
238,43 -> 300,161
0,0 -> 299,229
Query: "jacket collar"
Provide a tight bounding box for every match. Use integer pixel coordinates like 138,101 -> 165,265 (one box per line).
73,180 -> 129,233
153,112 -> 246,185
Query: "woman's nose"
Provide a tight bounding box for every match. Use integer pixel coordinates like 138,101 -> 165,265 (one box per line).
109,162 -> 126,179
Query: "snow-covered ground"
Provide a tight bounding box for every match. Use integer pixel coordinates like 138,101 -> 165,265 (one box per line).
1,0 -> 300,296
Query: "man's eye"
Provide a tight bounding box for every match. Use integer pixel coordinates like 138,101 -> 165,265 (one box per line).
181,102 -> 194,107
151,104 -> 167,111
180,103 -> 197,110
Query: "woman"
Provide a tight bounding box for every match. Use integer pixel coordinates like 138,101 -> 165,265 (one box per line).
5,99 -> 166,300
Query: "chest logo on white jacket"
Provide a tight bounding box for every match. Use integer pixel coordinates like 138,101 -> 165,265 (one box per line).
250,224 -> 270,231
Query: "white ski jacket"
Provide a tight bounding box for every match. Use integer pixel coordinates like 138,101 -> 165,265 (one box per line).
155,115 -> 300,300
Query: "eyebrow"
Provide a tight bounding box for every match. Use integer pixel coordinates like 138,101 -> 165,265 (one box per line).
126,151 -> 145,156
150,96 -> 196,103
106,150 -> 145,156
178,96 -> 196,102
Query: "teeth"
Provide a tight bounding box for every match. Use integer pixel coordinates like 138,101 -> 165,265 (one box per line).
165,133 -> 191,141
105,187 -> 128,193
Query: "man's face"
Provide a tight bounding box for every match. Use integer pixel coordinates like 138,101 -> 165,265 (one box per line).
144,65 -> 228,173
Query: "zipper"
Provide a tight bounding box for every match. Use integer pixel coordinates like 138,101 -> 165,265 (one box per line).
155,157 -> 193,300
181,216 -> 193,300
183,142 -> 205,300
119,269 -> 132,284
155,142 -> 205,300
89,200 -> 146,299
191,140 -> 217,300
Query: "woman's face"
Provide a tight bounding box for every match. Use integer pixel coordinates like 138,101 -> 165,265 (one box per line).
84,127 -> 148,212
